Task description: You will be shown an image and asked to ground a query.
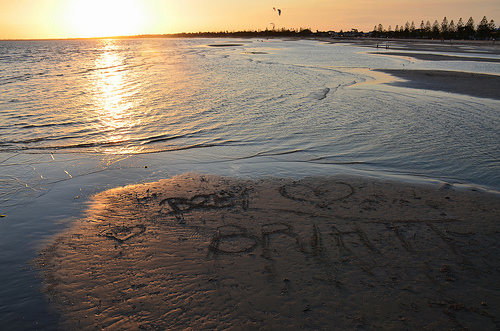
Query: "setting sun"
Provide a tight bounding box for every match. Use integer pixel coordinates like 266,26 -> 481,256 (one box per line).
65,0 -> 148,37
0,0 -> 498,39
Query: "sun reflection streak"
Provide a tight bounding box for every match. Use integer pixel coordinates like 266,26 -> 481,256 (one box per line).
92,40 -> 143,154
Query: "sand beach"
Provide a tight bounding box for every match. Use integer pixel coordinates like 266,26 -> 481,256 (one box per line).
368,41 -> 500,100
374,69 -> 500,100
0,37 -> 498,329
333,38 -> 500,100
37,173 -> 500,330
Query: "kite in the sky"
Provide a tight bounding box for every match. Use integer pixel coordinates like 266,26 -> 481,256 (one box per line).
273,7 -> 282,16
270,23 -> 275,29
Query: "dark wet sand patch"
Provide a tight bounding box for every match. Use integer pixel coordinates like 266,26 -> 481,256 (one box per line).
375,69 -> 500,100
36,174 -> 500,330
243,51 -> 268,54
325,38 -> 500,55
373,52 -> 500,63
208,44 -> 244,47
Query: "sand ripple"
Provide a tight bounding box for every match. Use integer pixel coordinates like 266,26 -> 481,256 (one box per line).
37,174 -> 500,330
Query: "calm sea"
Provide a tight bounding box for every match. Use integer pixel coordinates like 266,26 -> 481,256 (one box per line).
0,38 -> 499,328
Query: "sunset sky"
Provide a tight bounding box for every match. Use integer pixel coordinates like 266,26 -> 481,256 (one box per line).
0,0 -> 498,39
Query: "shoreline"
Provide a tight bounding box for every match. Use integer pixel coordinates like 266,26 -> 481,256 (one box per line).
36,173 -> 500,329
1,37 -> 499,329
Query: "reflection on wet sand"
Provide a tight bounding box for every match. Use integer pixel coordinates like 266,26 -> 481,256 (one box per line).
37,174 -> 500,330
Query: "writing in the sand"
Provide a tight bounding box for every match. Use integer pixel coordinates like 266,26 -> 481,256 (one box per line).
207,219 -> 481,263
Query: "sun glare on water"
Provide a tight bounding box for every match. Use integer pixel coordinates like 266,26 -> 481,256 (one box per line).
66,0 -> 148,38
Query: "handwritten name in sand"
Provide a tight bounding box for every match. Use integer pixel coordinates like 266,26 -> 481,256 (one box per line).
37,174 -> 500,330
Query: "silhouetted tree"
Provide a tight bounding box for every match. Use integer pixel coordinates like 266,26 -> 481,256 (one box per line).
369,15 -> 495,40
477,16 -> 493,39
424,21 -> 432,37
441,17 -> 449,36
456,18 -> 465,39
477,16 -> 488,38
465,17 -> 475,38
488,20 -> 497,39
410,21 -> 416,37
431,20 -> 440,38
488,19 -> 496,31
401,21 -> 408,37
418,21 -> 425,38
448,20 -> 456,38
372,23 -> 385,37
298,28 -> 312,36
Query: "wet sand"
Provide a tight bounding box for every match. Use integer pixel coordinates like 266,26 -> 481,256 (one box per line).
374,69 -> 500,100
37,173 -> 500,330
372,52 -> 500,63
366,40 -> 500,100
327,38 -> 500,55
338,39 -> 500,100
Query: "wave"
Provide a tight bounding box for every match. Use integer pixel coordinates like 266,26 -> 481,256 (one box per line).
75,62 -> 149,75
0,73 -> 32,86
0,70 -> 70,86
0,129 -> 226,154
139,133 -> 187,145
16,121 -> 84,129
0,141 -> 227,155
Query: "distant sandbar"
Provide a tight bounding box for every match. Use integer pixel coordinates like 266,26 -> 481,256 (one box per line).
373,52 -> 500,63
375,69 -> 500,100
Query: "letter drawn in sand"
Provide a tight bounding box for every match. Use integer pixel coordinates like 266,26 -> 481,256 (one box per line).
261,223 -> 301,258
209,225 -> 260,254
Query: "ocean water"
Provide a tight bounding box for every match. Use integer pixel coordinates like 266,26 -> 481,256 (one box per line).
0,38 -> 499,328
2,38 -> 500,206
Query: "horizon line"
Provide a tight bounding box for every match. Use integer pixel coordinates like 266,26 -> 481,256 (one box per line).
0,29 -> 368,41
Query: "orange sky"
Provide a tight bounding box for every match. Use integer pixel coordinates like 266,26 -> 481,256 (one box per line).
0,0 -> 498,39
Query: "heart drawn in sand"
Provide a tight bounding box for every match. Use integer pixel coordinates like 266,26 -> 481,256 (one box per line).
100,224 -> 146,243
279,181 -> 354,207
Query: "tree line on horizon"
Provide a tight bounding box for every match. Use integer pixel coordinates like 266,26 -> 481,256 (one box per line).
99,16 -> 498,41
371,16 -> 497,40
117,28 -> 317,40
